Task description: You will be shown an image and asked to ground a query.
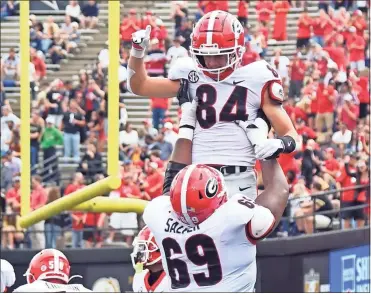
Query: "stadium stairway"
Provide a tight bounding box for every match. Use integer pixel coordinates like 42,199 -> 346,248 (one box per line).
1,1 -> 118,117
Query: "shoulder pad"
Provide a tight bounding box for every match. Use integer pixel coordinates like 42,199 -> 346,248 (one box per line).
143,196 -> 169,228
246,205 -> 275,244
268,81 -> 285,103
168,57 -> 196,81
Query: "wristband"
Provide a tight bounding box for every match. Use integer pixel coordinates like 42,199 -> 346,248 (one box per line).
278,135 -> 296,153
179,125 -> 194,141
130,46 -> 146,59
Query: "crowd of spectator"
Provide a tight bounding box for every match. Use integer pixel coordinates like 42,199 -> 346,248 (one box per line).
0,0 -> 369,250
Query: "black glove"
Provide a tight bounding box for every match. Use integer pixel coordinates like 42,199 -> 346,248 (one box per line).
177,79 -> 192,107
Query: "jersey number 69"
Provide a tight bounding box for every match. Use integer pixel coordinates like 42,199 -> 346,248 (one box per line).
162,234 -> 222,289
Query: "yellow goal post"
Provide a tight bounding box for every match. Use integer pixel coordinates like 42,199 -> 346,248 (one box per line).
19,1 -> 148,229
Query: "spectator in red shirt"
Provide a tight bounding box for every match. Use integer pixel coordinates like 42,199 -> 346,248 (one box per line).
241,42 -> 260,66
30,175 -> 47,211
341,94 -> 359,131
351,10 -> 367,37
348,26 -> 366,72
296,8 -> 312,49
322,148 -> 340,178
5,176 -> 20,213
288,53 -> 306,99
311,9 -> 328,47
272,0 -> 290,41
201,0 -> 218,14
30,47 -> 46,81
237,0 -> 248,28
153,18 -> 168,51
357,69 -> 370,120
28,175 -> 47,249
120,9 -> 141,48
216,0 -> 228,11
83,212 -> 105,248
336,154 -> 363,229
324,36 -> 348,71
143,162 -> 164,199
120,174 -> 142,199
64,172 -> 85,248
256,0 -> 273,26
145,39 -> 167,78
141,11 -> 156,33
356,160 -> 369,222
296,118 -> 317,139
306,71 -> 321,130
195,1 -> 205,22
150,94 -> 171,130
278,152 -> 299,176
315,83 -> 336,140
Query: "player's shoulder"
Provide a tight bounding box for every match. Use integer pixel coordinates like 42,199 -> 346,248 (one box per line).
217,193 -> 256,224
235,60 -> 281,81
168,56 -> 196,80
143,196 -> 171,226
13,281 -> 53,293
225,194 -> 275,241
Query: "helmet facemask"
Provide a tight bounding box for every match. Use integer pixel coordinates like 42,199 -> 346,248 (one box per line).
130,238 -> 161,270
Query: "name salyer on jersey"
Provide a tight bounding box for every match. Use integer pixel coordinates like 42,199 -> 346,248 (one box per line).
164,218 -> 200,234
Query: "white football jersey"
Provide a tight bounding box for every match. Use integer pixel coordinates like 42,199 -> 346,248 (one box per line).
143,194 -> 275,292
13,280 -> 91,292
133,269 -> 169,292
168,57 -> 282,167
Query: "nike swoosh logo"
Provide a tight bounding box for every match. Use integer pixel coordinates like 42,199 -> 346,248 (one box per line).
233,80 -> 245,85
239,186 -> 251,191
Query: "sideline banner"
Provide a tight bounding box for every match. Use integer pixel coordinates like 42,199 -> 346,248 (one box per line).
329,245 -> 370,292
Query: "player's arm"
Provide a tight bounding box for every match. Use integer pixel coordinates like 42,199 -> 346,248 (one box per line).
245,158 -> 289,243
255,159 -> 289,223
240,81 -> 300,160
128,25 -> 180,97
162,79 -> 197,195
262,88 -> 298,140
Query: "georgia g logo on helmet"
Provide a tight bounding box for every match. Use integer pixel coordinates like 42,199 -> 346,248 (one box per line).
205,178 -> 218,198
232,20 -> 243,36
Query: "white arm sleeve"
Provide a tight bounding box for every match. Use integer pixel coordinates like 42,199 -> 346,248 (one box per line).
126,66 -> 136,94
246,205 -> 275,242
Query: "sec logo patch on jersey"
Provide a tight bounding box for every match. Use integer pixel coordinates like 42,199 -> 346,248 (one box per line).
188,70 -> 199,83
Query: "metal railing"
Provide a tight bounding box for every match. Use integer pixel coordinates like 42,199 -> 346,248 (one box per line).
277,184 -> 370,236
0,211 -> 143,250
31,154 -> 60,183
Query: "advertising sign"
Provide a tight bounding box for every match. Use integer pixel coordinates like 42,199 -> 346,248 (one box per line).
329,245 -> 370,292
303,252 -> 330,292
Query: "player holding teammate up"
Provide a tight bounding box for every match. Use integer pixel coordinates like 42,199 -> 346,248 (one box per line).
142,75 -> 290,292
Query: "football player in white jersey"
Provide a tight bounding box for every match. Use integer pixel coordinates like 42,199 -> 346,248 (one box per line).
127,10 -> 298,200
142,89 -> 289,292
143,162 -> 289,292
1,259 -> 16,292
13,248 -> 91,292
131,226 -> 169,292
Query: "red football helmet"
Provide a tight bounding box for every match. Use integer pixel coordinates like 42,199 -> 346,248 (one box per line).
131,226 -> 161,269
170,164 -> 227,226
25,249 -> 71,284
190,10 -> 245,82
